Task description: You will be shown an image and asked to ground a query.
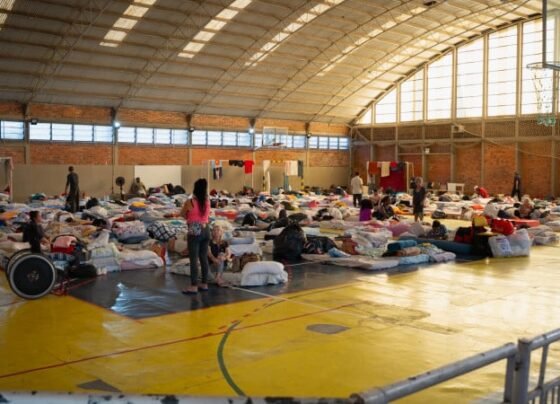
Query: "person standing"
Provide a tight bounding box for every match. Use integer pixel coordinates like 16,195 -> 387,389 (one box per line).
412,177 -> 426,222
64,166 -> 80,213
511,172 -> 522,200
180,178 -> 211,294
350,172 -> 363,207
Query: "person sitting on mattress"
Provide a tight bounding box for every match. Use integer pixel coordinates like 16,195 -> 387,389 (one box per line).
374,195 -> 396,221
426,220 -> 448,240
474,185 -> 489,198
515,197 -> 534,219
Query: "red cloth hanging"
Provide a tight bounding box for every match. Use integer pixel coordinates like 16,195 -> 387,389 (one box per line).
244,160 -> 254,174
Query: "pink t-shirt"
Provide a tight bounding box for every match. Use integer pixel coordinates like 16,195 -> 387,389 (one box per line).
186,198 -> 210,224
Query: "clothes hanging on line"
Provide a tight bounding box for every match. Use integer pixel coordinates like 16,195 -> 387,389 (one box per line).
368,161 -> 378,175
244,160 -> 254,174
211,160 -> 223,180
380,162 -> 390,177
297,160 -> 304,178
229,160 -> 244,167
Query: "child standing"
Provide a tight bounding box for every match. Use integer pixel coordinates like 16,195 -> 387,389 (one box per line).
208,226 -> 232,287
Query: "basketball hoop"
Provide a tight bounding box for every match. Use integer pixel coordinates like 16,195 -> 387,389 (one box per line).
527,62 -> 558,127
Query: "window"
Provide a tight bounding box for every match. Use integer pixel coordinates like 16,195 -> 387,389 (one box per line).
357,107 -> 372,124
338,137 -> 349,149
457,39 -> 483,118
292,135 -> 306,148
375,88 -> 397,123
318,136 -> 329,149
51,124 -> 72,141
522,19 -> 552,115
94,126 -> 113,142
308,136 -> 318,148
222,131 -> 237,146
172,129 -> 188,145
206,131 -> 222,145
328,137 -> 339,149
0,121 -> 24,140
29,123 -> 51,140
238,132 -> 252,146
254,133 -> 263,147
118,127 -> 135,143
154,128 -> 171,144
136,127 -> 153,143
488,26 -> 517,116
427,53 -> 453,120
191,130 -> 206,145
74,125 -> 93,142
400,70 -> 423,122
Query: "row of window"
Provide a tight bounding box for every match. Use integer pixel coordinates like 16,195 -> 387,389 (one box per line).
360,18 -> 556,125
0,121 -> 349,150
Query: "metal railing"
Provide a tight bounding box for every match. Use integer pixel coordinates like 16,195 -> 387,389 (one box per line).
513,329 -> 560,404
351,343 -> 518,404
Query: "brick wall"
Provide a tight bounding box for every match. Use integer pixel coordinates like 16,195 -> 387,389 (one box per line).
0,102 -> 24,119
520,140 -> 552,198
31,143 -> 113,165
193,114 -> 249,130
375,145 -> 396,161
119,109 -> 187,127
352,146 -> 369,178
404,155 -> 422,178
119,145 -> 189,165
455,144 -> 481,193
255,149 -> 305,163
483,143 -> 516,195
28,103 -> 111,124
426,154 -> 450,185
0,145 -> 25,164
309,150 -> 348,167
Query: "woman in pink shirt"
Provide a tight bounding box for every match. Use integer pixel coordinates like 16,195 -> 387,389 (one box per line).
180,178 -> 211,294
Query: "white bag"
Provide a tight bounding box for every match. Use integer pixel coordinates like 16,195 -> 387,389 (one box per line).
489,235 -> 513,257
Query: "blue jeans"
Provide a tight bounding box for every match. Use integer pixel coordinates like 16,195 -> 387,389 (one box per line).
187,225 -> 210,287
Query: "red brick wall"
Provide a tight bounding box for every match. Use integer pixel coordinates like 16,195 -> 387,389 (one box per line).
375,145 -> 396,161
426,155 -> 450,185
403,155 -> 422,178
193,114 -> 249,130
310,151 -> 349,167
255,149 -> 305,163
0,102 -> 24,119
31,144 -> 113,165
483,143 -> 516,195
520,141 -> 552,198
192,148 -> 253,165
310,123 -> 349,135
119,146 -> 189,165
28,103 -> 111,124
119,109 -> 187,127
0,145 -> 25,164
352,146 -> 369,178
455,144 -> 481,193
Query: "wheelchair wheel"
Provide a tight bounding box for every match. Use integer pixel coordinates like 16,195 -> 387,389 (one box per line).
5,248 -> 32,278
8,251 -> 57,299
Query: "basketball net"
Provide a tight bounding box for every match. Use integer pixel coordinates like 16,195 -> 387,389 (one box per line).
527,62 -> 558,127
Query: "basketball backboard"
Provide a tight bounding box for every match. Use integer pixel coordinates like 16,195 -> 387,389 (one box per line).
544,0 -> 560,69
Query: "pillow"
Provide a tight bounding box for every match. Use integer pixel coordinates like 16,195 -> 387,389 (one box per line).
240,261 -> 287,286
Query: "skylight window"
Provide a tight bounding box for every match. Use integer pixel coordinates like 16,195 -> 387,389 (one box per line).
245,0 -> 345,67
100,0 -> 157,47
0,0 -> 15,30
179,0 -> 253,59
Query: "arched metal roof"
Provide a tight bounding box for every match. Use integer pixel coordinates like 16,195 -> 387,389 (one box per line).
0,0 -> 542,124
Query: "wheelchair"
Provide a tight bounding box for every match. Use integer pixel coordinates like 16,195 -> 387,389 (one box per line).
4,235 -> 89,300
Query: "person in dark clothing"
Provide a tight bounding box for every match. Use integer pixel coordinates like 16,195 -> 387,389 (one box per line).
412,177 -> 426,222
511,172 -> 522,200
23,211 -> 49,253
64,166 -> 80,213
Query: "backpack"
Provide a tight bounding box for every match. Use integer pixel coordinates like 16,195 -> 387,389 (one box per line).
454,227 -> 473,244
491,218 -> 515,236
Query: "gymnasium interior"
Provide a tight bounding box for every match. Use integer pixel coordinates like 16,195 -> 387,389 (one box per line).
1,0 -> 560,402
